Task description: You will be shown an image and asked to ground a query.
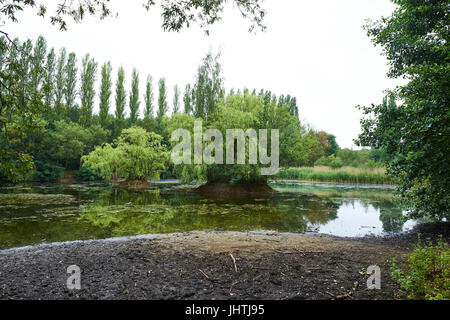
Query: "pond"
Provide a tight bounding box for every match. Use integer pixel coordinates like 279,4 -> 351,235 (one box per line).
0,181 -> 416,249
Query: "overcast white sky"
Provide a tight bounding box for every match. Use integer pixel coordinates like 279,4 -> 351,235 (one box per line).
7,0 -> 402,149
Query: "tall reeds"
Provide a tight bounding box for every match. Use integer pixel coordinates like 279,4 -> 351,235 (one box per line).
275,166 -> 395,184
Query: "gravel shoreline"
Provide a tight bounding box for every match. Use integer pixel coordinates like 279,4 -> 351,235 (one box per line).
0,223 -> 448,300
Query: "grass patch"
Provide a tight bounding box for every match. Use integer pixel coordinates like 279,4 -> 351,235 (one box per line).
275,166 -> 395,184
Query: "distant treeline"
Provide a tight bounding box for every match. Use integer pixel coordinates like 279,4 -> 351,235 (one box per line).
0,35 -> 388,182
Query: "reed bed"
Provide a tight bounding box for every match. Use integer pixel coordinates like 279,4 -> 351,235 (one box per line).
275,166 -> 395,184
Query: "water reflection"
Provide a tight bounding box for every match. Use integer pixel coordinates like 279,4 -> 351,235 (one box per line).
0,181 -> 414,249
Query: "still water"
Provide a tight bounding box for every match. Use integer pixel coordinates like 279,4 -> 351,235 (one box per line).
0,181 -> 415,249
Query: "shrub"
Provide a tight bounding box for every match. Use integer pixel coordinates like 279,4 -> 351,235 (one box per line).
329,157 -> 343,169
75,167 -> 101,181
314,156 -> 330,167
33,161 -> 65,182
391,235 -> 450,300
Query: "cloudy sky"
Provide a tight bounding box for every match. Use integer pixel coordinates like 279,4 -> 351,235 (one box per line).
7,0 -> 402,148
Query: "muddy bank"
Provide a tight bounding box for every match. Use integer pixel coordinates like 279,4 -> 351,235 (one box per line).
0,223 -> 448,300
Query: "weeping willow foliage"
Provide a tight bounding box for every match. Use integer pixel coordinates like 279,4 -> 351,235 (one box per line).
82,126 -> 170,181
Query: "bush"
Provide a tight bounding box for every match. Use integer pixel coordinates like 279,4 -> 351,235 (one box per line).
329,157 -> 343,169
391,235 -> 450,300
315,155 -> 343,169
75,167 -> 101,181
33,161 -> 65,182
314,156 -> 330,167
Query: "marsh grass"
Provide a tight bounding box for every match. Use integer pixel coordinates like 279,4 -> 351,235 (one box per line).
275,166 -> 395,184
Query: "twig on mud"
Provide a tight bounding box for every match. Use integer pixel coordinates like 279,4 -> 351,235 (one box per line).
339,263 -> 349,271
199,269 -> 210,280
274,250 -> 299,254
293,248 -> 325,254
253,274 -> 262,281
229,252 -> 238,272
199,269 -> 219,282
325,281 -> 359,300
229,280 -> 240,295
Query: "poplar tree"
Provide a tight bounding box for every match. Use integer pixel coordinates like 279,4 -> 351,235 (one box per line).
157,78 -> 168,120
143,75 -> 154,119
172,84 -> 180,114
99,61 -> 112,129
114,66 -> 126,137
43,47 -> 56,107
183,84 -> 192,115
18,40 -> 32,110
64,52 -> 77,110
30,36 -> 47,100
79,54 -> 98,127
128,68 -> 140,124
54,48 -> 66,115
192,51 -> 224,120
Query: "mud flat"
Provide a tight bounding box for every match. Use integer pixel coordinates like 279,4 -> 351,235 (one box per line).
0,223 -> 448,300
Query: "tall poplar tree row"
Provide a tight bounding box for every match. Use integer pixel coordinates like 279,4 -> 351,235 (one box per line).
99,61 -> 112,129
129,68 -> 140,124
79,54 -> 98,127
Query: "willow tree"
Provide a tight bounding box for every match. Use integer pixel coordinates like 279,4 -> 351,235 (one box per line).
167,92 -> 281,188
82,126 -> 169,182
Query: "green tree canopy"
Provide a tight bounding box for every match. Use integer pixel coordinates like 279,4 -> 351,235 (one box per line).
82,126 -> 170,181
357,0 -> 450,220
